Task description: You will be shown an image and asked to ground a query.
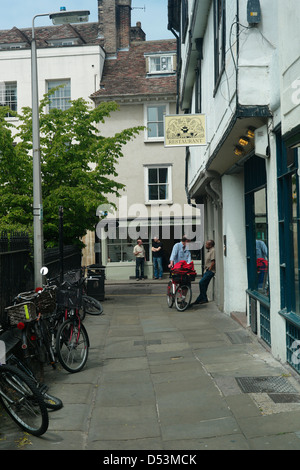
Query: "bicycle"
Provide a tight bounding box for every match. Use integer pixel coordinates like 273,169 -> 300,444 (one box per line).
3,295 -> 63,409
55,284 -> 89,373
42,267 -> 103,318
6,352 -> 63,411
63,267 -> 103,317
166,270 -> 194,311
0,362 -> 49,436
13,283 -> 89,374
10,287 -> 58,373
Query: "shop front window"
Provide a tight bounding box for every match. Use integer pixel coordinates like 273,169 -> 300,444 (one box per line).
245,155 -> 269,298
106,229 -> 149,263
277,135 -> 300,314
255,188 -> 268,295
292,174 -> 300,310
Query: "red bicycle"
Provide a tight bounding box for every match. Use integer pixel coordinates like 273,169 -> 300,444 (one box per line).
166,270 -> 195,311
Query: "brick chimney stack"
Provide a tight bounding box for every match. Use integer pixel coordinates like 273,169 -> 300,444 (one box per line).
98,0 -> 132,55
117,0 -> 132,50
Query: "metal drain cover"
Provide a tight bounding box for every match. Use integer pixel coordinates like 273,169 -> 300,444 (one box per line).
268,393 -> 300,403
236,376 -> 297,394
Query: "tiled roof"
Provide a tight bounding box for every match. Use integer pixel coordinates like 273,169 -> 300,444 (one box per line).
91,39 -> 177,100
46,24 -> 86,43
0,26 -> 30,45
0,22 -> 102,48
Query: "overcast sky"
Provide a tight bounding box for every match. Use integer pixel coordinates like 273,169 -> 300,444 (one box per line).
0,0 -> 173,41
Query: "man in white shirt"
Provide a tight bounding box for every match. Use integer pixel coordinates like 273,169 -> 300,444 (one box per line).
133,238 -> 146,280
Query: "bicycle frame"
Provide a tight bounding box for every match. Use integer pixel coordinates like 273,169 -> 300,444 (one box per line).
65,308 -> 82,343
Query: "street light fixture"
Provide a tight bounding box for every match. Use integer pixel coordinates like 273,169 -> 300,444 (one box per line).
31,8 -> 90,287
50,9 -> 90,25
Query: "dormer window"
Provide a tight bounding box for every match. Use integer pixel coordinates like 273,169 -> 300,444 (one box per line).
145,53 -> 176,75
0,43 -> 26,50
46,38 -> 81,47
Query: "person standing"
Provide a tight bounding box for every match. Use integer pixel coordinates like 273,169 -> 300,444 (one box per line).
168,236 -> 191,268
152,236 -> 163,279
133,238 -> 146,280
194,240 -> 215,305
256,239 -> 268,289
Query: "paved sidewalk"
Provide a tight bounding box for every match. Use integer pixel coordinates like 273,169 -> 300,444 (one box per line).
2,279 -> 300,450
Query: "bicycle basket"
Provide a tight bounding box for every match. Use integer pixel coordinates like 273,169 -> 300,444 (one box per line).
171,272 -> 183,282
171,271 -> 196,283
15,290 -> 38,303
5,302 -> 37,326
35,287 -> 57,314
56,286 -> 82,309
63,269 -> 82,285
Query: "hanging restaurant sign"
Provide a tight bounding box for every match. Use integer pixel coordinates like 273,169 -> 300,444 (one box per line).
164,114 -> 206,147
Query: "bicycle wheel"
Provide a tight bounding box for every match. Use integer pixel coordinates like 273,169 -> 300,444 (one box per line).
174,284 -> 192,312
42,319 -> 57,367
7,354 -> 62,410
40,388 -> 63,410
82,295 -> 103,315
56,319 -> 89,373
0,364 -> 49,436
166,281 -> 174,308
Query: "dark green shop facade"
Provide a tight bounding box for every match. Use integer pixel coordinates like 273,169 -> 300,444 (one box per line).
245,126 -> 300,373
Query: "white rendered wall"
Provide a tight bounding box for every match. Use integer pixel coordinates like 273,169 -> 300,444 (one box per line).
265,127 -> 287,362
222,173 -> 248,315
278,0 -> 300,137
1,45 -> 105,130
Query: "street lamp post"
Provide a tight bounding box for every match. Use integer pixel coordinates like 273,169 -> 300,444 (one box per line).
31,8 -> 90,287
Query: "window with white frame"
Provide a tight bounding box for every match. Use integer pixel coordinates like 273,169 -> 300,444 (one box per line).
145,104 -> 167,140
150,55 -> 172,73
145,165 -> 172,203
0,82 -> 17,115
47,79 -> 71,111
146,53 -> 176,75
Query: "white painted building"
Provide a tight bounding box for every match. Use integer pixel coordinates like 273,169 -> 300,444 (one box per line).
90,0 -> 201,281
0,23 -> 105,132
0,0 -> 200,281
168,0 -> 300,373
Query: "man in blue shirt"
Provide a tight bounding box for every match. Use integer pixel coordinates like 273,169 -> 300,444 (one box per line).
168,236 -> 191,268
256,239 -> 267,259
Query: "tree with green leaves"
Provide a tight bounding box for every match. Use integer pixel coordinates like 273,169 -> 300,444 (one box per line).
0,93 -> 143,248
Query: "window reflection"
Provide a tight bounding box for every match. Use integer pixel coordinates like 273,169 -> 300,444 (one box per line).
106,229 -> 149,263
255,188 -> 269,296
292,174 -> 299,310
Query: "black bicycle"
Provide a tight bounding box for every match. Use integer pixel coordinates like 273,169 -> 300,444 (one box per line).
55,284 -> 90,373
10,287 -> 58,373
0,363 -> 49,436
2,305 -> 63,411
63,268 -> 103,317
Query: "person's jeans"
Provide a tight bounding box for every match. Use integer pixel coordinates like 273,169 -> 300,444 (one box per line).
136,258 -> 145,279
153,257 -> 163,278
196,270 -> 215,302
